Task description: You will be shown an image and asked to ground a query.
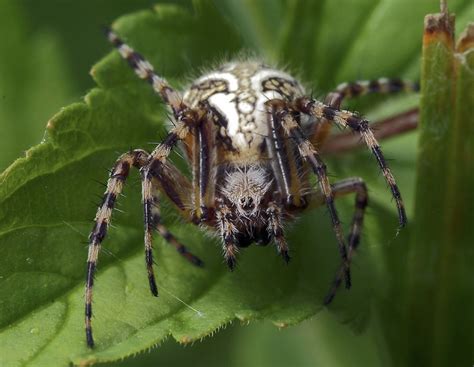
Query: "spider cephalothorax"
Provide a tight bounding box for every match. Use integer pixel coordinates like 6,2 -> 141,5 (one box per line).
84,28 -> 418,347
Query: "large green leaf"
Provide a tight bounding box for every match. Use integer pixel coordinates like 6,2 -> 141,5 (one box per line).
0,1 -> 472,366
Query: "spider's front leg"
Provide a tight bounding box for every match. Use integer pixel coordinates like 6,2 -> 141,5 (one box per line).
266,100 -> 350,286
215,200 -> 239,270
141,165 -> 198,298
267,202 -> 290,263
142,164 -> 204,297
141,109 -> 207,292
85,149 -> 148,348
295,97 -> 407,227
85,113 -> 204,348
190,111 -> 217,222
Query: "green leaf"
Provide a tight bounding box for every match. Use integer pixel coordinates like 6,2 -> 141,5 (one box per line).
0,1 -> 472,366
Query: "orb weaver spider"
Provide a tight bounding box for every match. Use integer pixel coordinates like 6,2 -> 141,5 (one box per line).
85,28 -> 418,347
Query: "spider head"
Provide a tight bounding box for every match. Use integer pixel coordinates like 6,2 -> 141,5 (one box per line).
221,166 -> 273,218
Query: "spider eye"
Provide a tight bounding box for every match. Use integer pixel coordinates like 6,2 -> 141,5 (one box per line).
240,197 -> 254,210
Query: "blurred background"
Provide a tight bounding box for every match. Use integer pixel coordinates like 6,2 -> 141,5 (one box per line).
1,1 -> 472,366
0,0 -> 156,171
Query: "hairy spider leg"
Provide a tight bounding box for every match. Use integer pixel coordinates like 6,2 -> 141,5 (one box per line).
322,108 -> 419,155
106,27 -> 219,222
105,25 -> 209,282
326,78 -> 420,109
144,176 -> 204,280
265,104 -> 308,263
144,174 -> 205,293
311,78 -> 419,148
105,28 -> 187,119
141,117 -> 204,288
105,25 -> 214,222
307,178 -> 369,304
295,97 -> 407,228
267,105 -> 307,209
267,202 -> 290,263
85,149 -> 148,348
268,100 -> 351,288
86,145 -> 203,347
141,171 -> 159,296
215,200 -> 239,269
191,112 -> 216,221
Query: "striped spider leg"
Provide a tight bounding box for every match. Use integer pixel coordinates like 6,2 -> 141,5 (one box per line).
310,178 -> 369,305
267,95 -> 404,303
266,100 -> 351,286
325,78 -> 419,109
85,149 -> 147,349
291,94 -> 408,301
294,97 -> 407,227
85,141 -> 206,347
311,78 -> 420,151
315,77 -> 418,301
86,30 -> 208,348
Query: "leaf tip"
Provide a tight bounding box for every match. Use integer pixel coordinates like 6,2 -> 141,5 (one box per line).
456,23 -> 474,53
423,11 -> 455,47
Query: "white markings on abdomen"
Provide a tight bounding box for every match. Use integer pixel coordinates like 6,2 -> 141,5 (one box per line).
183,62 -> 305,153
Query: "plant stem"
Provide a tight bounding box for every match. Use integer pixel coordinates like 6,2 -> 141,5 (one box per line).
403,9 -> 474,367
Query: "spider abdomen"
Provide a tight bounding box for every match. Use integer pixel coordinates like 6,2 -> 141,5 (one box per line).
183,61 -> 305,155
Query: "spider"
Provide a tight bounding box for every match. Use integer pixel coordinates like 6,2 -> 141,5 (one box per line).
85,28 -> 419,348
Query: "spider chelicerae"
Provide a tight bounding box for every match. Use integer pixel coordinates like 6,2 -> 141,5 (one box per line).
85,28 -> 418,347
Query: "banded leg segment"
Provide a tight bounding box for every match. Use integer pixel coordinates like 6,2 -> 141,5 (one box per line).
105,28 -> 187,119
267,105 -> 306,208
311,178 -> 369,305
295,97 -> 407,228
147,180 -> 204,267
268,101 -> 350,286
143,105 -> 203,217
141,119 -> 202,296
216,202 -> 239,270
267,202 -> 290,263
85,149 -> 148,348
192,113 -> 216,221
321,108 -> 419,155
325,78 -> 419,109
141,173 -> 159,297
142,108 -> 201,220
139,114 -> 203,291
311,78 -> 419,147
